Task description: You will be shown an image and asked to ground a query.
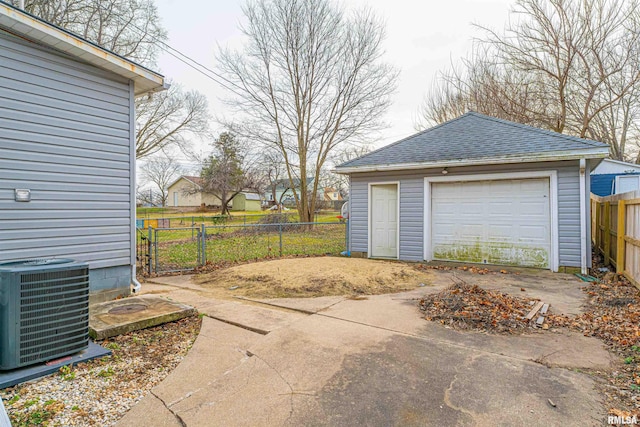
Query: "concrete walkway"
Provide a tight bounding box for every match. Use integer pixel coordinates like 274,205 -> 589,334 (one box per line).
117,273 -> 612,427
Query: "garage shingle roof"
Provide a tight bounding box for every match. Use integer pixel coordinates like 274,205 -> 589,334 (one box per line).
336,112 -> 609,171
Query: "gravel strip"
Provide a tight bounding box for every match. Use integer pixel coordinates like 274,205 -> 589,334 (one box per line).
0,315 -> 201,426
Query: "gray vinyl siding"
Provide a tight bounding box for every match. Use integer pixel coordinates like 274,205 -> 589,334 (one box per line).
349,160 -> 583,268
0,31 -> 133,270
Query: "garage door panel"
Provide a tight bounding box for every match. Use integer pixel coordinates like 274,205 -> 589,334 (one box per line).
431,178 -> 551,268
487,201 -> 513,214
487,224 -> 515,238
518,225 -> 548,240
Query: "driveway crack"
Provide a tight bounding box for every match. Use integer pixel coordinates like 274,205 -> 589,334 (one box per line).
248,351 -> 296,423
443,353 -> 481,423
151,390 -> 187,427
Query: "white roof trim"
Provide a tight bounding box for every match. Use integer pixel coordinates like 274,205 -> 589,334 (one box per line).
0,3 -> 165,96
334,148 -> 609,174
600,158 -> 640,169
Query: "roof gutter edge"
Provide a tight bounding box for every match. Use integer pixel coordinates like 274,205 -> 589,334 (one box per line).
0,3 -> 165,93
333,148 -> 610,174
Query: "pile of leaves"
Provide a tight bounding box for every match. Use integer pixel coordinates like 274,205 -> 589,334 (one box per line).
418,281 -> 540,334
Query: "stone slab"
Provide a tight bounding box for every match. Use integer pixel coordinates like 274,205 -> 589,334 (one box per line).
89,294 -> 197,340
198,301 -> 306,335
235,295 -> 346,313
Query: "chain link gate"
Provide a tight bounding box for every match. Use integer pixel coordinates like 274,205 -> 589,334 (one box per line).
141,221 -> 346,274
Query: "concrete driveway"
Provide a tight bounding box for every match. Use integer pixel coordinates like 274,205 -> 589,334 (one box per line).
118,268 -> 612,427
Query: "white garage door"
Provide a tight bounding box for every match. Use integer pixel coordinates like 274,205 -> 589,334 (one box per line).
431,178 -> 551,268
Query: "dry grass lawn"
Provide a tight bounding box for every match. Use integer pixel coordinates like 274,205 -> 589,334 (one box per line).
193,257 -> 432,298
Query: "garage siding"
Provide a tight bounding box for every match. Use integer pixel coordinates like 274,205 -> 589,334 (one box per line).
0,31 -> 133,270
349,160 -> 582,268
399,177 -> 424,261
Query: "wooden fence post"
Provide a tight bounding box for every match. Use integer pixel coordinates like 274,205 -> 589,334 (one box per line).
594,200 -> 601,251
604,202 -> 611,265
617,200 -> 626,274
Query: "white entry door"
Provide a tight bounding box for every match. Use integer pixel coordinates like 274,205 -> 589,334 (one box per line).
173,192 -> 179,207
370,184 -> 398,258
431,178 -> 551,268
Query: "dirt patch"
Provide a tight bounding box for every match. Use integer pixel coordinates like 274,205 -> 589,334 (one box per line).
193,257 -> 432,298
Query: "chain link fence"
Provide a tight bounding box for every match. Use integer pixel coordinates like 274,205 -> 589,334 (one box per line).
137,221 -> 347,274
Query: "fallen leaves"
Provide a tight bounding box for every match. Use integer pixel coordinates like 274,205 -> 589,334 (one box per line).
418,281 -> 541,334
547,277 -> 640,348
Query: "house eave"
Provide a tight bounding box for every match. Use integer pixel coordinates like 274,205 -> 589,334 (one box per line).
334,148 -> 610,174
0,3 -> 165,96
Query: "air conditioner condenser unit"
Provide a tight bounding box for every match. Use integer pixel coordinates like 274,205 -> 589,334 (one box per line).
0,258 -> 90,370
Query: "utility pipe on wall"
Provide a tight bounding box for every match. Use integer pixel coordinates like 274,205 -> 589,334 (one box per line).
131,265 -> 142,293
579,158 -> 588,274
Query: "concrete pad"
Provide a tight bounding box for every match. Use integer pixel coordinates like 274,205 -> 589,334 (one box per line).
415,323 -> 614,370
89,294 -> 196,339
118,317 -> 265,427
236,295 -> 346,313
320,293 -> 427,335
166,315 -> 397,427
153,317 -> 263,406
320,294 -> 613,371
114,393 -> 182,427
115,267 -> 610,426
200,301 -> 307,335
145,274 -> 197,288
287,333 -> 604,426
171,355 -> 292,427
246,314 -> 397,394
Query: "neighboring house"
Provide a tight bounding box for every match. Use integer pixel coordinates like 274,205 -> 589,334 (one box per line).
335,112 -> 609,274
264,176 -> 325,207
231,192 -> 261,212
167,176 -> 221,207
265,178 -> 315,206
324,187 -> 343,201
590,159 -> 640,196
264,178 -> 295,205
0,4 -> 165,301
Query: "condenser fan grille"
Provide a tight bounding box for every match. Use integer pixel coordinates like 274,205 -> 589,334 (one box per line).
18,267 -> 89,365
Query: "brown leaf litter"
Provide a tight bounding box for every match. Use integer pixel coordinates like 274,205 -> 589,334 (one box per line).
418,280 -> 547,334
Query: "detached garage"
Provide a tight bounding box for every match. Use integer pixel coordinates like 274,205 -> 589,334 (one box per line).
335,112 -> 609,273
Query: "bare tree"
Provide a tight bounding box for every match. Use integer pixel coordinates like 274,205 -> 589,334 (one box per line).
257,148 -> 287,205
17,0 -> 166,65
217,0 -> 398,222
328,143 -> 372,198
417,0 -> 640,161
136,85 -> 210,158
139,155 -> 183,207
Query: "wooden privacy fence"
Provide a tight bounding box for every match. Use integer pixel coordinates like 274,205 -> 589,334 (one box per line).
591,191 -> 640,288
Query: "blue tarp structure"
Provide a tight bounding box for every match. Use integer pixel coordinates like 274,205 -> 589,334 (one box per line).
591,173 -> 640,196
